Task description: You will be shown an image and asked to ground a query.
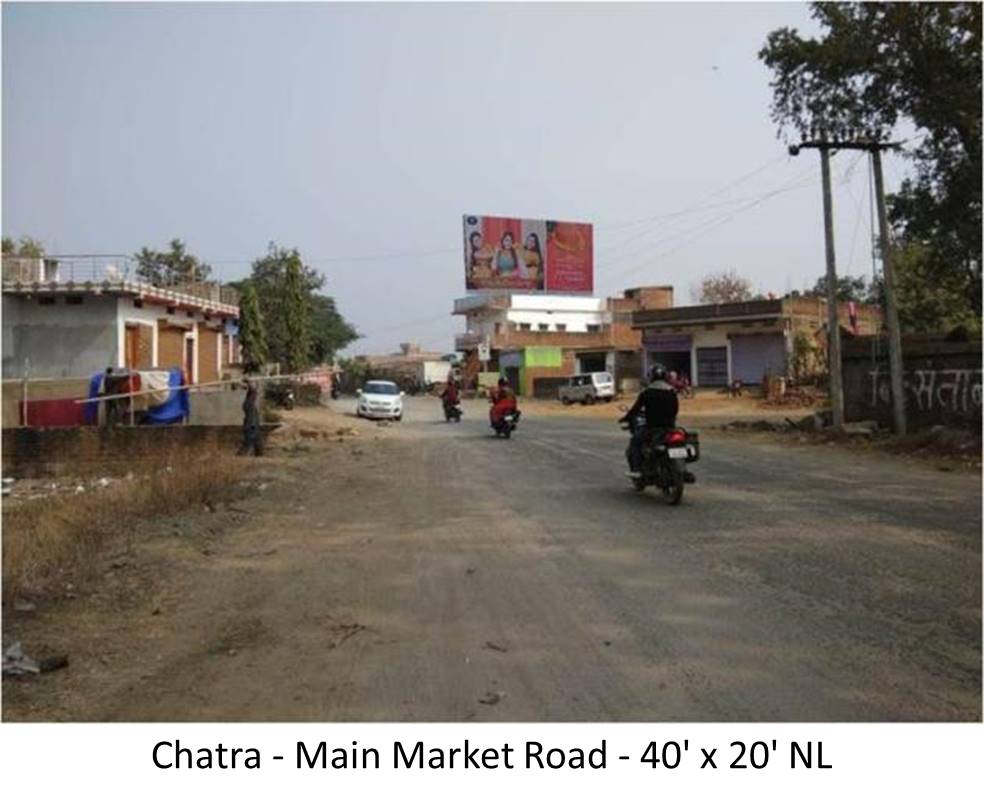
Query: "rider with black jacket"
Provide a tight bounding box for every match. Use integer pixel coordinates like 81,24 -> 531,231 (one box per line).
620,364 -> 679,476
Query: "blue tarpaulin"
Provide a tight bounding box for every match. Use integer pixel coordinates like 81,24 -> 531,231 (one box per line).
83,373 -> 104,424
143,368 -> 189,424
84,368 -> 189,425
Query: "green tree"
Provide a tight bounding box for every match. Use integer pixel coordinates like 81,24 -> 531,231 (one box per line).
2,236 -> 45,257
869,242 -> 979,334
237,282 -> 269,373
759,2 -> 982,318
282,255 -> 312,373
309,294 -> 359,365
134,238 -> 213,286
246,242 -> 358,371
807,273 -> 873,303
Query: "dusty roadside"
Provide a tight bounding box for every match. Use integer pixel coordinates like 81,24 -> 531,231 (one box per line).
1,406 -> 390,720
3,398 -> 978,721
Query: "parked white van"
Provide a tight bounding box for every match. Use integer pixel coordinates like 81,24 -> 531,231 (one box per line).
558,372 -> 616,405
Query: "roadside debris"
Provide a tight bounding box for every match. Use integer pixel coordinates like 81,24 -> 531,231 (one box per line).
2,642 -> 68,678
484,641 -> 508,653
478,690 -> 504,706
13,599 -> 37,613
328,622 -> 366,649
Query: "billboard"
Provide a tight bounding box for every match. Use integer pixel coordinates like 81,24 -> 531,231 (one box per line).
463,214 -> 593,294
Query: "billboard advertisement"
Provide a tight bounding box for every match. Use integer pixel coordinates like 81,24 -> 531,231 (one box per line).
463,214 -> 593,294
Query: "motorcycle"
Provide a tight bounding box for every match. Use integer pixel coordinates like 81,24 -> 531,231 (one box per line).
265,381 -> 295,410
621,414 -> 700,504
492,410 -> 521,438
443,398 -> 463,423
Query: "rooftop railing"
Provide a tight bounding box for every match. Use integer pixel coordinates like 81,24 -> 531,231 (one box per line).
2,255 -> 240,308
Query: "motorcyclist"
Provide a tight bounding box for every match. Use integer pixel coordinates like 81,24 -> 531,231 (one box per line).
489,377 -> 518,428
441,375 -> 460,415
620,364 -> 679,477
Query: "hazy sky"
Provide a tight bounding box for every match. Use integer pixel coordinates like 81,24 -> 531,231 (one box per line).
3,2 -> 913,354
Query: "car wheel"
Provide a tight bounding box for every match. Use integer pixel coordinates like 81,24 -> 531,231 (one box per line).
562,398 -> 573,406
395,414 -> 403,422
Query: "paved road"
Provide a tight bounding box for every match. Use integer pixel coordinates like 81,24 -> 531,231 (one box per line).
298,396 -> 980,721
6,395 -> 979,721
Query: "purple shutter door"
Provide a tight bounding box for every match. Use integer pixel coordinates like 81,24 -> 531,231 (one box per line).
731,334 -> 786,384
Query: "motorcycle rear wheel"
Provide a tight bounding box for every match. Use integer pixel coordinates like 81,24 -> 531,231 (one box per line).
662,462 -> 685,505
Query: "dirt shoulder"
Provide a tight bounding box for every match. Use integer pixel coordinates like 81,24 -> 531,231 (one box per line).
2,406 -> 396,720
518,391 -> 819,427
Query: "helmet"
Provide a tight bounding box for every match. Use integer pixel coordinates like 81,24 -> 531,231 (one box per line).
649,364 -> 668,382
498,377 -> 508,387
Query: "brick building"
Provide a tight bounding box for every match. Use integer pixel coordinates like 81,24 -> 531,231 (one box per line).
452,286 -> 674,396
632,296 -> 883,388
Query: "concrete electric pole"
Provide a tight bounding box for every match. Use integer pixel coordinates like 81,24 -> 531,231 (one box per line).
870,148 -> 907,435
790,141 -> 844,428
789,137 -> 906,434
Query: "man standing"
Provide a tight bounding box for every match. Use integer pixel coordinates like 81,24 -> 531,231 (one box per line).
240,380 -> 263,456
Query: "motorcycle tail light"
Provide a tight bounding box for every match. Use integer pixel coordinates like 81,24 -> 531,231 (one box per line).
666,430 -> 687,445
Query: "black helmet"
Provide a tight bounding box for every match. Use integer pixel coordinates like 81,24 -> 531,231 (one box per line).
649,363 -> 668,382
498,377 -> 508,387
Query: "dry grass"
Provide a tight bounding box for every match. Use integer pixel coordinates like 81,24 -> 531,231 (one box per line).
2,446 -> 248,603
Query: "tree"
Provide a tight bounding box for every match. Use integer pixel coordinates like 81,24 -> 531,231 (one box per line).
237,282 -> 268,373
281,256 -> 312,374
309,294 -> 359,365
695,270 -> 754,304
760,2 -> 982,319
245,242 -> 358,372
807,273 -> 873,303
2,236 -> 45,258
133,238 -> 213,286
870,242 -> 979,333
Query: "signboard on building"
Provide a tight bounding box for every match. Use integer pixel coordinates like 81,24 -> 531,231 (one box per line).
477,339 -> 491,362
463,214 -> 593,294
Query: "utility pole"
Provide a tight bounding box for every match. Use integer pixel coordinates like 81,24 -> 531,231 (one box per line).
789,137 -> 906,433
870,148 -> 907,435
790,141 -> 844,428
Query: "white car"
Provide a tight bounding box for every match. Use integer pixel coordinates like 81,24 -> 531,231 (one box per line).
356,380 -> 405,421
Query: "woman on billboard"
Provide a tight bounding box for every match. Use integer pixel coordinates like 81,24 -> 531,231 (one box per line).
467,230 -> 493,283
491,231 -> 521,277
521,232 -> 544,284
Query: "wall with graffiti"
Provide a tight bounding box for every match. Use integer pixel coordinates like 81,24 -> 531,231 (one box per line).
842,335 -> 982,429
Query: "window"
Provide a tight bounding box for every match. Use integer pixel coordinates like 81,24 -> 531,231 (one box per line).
133,299 -> 144,308
65,295 -> 83,305
519,323 -> 532,332
538,324 -> 549,331
587,324 -> 600,333
556,323 -> 567,332
39,297 -> 56,306
494,323 -> 502,334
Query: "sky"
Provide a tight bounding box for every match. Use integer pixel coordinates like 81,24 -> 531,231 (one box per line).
2,2 -> 914,355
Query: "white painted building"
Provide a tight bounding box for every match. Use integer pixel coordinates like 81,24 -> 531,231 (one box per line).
453,293 -> 610,343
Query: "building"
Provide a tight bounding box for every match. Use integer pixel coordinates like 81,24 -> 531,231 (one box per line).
2,255 -> 241,382
452,286 -> 674,396
631,296 -> 883,387
357,342 -> 454,389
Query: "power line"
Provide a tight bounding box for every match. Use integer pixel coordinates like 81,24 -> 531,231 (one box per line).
594,154 -> 789,233
598,153 -> 863,290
